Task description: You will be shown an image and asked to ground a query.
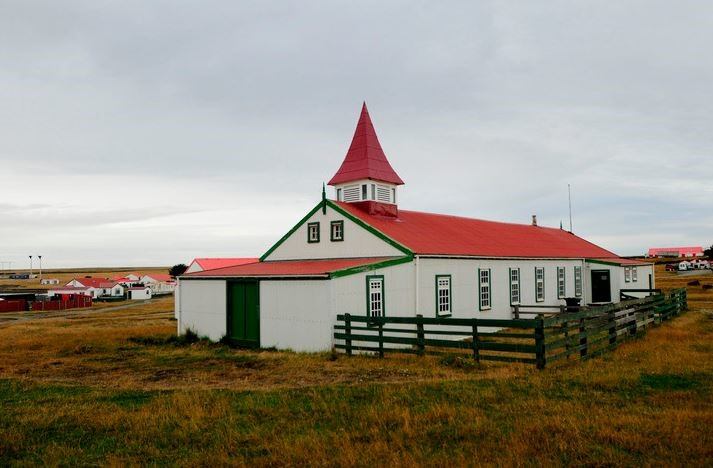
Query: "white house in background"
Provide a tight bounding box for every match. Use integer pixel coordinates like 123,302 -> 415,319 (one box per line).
185,258 -> 258,274
140,274 -> 176,294
128,287 -> 152,300
177,103 -> 655,351
40,278 -> 60,285
65,278 -> 125,298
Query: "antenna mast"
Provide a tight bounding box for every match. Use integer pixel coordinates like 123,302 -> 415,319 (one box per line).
568,184 -> 573,232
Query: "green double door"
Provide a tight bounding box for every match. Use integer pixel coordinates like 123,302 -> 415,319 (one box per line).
227,281 -> 260,347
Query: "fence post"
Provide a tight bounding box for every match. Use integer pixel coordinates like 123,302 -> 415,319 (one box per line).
579,317 -> 587,358
416,314 -> 425,356
535,314 -> 546,369
378,320 -> 384,358
345,313 -> 352,357
608,308 -> 617,347
472,319 -> 480,363
629,308 -> 637,337
513,305 -> 519,319
562,318 -> 570,359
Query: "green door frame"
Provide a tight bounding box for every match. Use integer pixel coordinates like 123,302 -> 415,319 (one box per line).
226,280 -> 260,348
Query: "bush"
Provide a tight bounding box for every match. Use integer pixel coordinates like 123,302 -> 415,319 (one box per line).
439,354 -> 479,370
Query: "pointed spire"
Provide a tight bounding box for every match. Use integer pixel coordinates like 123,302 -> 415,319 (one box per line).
328,102 -> 404,186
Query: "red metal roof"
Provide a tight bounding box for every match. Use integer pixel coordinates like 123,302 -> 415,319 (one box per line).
335,201 -> 622,259
192,258 -> 258,271
185,257 -> 395,278
69,278 -> 114,288
328,103 -> 404,186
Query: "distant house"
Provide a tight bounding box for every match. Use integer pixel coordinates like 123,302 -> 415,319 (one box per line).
185,258 -> 258,274
48,286 -> 92,298
65,278 -> 124,298
127,287 -> 152,300
648,247 -> 704,258
40,278 -> 60,285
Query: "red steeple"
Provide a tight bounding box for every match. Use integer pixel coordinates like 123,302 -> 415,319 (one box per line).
328,103 -> 404,186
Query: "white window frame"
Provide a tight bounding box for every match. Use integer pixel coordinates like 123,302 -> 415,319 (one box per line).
436,275 -> 452,316
557,267 -> 566,299
307,222 -> 320,243
624,267 -> 631,283
330,220 -> 344,241
632,267 -> 638,282
366,276 -> 384,319
574,266 -> 582,298
479,268 -> 491,310
535,267 -> 545,303
509,268 -> 520,306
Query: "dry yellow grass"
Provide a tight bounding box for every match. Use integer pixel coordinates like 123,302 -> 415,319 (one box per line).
0,266 -> 711,465
0,267 -> 168,291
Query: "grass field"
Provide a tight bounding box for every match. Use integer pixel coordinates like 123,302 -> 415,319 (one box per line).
0,267 -> 169,291
1,266 -> 712,465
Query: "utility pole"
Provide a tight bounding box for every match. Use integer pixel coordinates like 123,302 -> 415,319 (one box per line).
29,255 -> 33,277
38,255 -> 43,280
568,184 -> 573,232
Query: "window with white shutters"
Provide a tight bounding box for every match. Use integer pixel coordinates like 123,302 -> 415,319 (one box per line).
376,185 -> 391,203
574,266 -> 582,297
479,268 -> 491,310
535,267 -> 545,302
509,268 -> 520,305
436,275 -> 451,316
367,276 -> 384,319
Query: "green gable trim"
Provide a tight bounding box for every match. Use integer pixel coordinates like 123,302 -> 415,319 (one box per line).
585,258 -> 622,267
330,255 -> 413,279
260,200 -> 413,262
260,202 -> 324,261
326,200 -> 413,256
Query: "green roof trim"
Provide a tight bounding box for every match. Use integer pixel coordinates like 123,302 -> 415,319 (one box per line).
260,199 -> 413,262
585,259 -> 622,267
330,255 -> 413,279
259,202 -> 324,261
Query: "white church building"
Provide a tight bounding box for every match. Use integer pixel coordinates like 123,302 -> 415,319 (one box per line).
177,104 -> 654,351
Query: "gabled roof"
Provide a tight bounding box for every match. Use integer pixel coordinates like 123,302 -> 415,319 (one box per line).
184,257 -> 401,278
190,258 -> 258,271
328,103 -> 404,186
68,278 -> 113,288
141,273 -> 173,282
333,201 -> 622,259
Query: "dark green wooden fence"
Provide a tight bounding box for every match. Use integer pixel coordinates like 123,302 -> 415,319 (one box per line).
334,289 -> 687,369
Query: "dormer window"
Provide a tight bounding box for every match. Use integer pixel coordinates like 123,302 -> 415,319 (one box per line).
330,220 -> 344,241
307,222 -> 320,243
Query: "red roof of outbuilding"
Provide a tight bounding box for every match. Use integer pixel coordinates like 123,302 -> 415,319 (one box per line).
335,201 -> 621,259
185,257 -> 395,278
328,103 -> 404,186
192,258 -> 258,271
68,278 -> 113,288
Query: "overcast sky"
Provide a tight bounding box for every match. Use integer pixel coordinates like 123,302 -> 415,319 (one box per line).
1,1 -> 711,269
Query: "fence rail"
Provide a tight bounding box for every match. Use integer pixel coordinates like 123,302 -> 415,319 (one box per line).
333,288 -> 687,369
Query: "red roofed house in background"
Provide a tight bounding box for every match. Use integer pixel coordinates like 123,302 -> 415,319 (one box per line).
185,258 -> 258,274
177,104 -> 655,352
647,246 -> 704,258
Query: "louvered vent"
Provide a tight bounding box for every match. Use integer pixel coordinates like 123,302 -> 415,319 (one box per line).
343,185 -> 361,202
376,185 -> 391,203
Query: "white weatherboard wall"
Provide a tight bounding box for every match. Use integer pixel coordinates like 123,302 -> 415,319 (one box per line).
179,279 -> 227,341
584,262 -> 616,304
264,204 -> 404,261
260,280 -> 331,351
417,258 -> 584,321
